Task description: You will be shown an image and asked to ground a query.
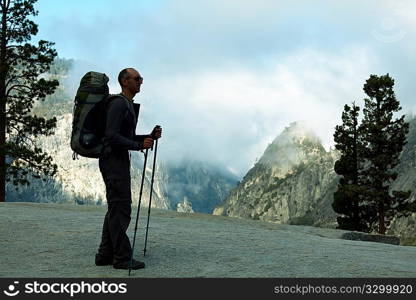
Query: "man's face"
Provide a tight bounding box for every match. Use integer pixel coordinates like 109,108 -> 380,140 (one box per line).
123,69 -> 143,95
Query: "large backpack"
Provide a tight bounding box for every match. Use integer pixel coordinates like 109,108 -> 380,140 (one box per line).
70,71 -> 115,159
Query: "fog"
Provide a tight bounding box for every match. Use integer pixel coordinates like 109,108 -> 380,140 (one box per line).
36,0 -> 416,176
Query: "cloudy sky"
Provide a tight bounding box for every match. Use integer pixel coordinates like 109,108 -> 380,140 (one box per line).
35,0 -> 416,177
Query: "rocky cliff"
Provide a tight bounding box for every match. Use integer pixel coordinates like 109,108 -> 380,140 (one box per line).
6,114 -> 237,213
214,121 -> 340,227
385,117 -> 416,240
214,120 -> 416,241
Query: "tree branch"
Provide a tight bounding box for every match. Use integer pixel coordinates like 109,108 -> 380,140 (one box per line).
6,83 -> 31,97
5,73 -> 25,87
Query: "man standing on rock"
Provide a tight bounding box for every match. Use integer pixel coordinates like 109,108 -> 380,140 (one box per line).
95,68 -> 162,270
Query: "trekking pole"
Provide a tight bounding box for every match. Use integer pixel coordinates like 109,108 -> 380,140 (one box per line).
143,138 -> 158,257
129,149 -> 149,276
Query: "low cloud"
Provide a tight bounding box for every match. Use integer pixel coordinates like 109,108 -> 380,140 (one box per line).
138,46 -> 376,176
36,0 -> 416,177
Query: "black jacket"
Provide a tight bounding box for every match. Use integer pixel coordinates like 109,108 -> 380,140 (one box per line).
99,94 -> 149,179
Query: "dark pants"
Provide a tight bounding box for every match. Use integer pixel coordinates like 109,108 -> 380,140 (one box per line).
97,176 -> 133,263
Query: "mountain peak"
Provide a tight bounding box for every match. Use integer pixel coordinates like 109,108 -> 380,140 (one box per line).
258,121 -> 325,174
274,121 -> 322,147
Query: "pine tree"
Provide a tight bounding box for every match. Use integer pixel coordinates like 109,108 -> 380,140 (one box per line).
0,0 -> 59,202
332,102 -> 369,231
360,74 -> 414,234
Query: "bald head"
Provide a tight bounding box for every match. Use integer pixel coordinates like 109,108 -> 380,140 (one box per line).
118,68 -> 137,87
118,68 -> 143,100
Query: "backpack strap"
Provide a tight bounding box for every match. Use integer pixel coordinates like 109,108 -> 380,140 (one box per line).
107,94 -> 141,126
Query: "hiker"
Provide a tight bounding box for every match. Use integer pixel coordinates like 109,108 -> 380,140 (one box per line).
95,68 -> 162,270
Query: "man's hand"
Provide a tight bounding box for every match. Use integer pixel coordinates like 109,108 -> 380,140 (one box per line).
151,125 -> 162,139
142,137 -> 154,149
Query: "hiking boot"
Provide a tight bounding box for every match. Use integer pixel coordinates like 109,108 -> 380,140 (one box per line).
113,259 -> 145,270
95,254 -> 113,266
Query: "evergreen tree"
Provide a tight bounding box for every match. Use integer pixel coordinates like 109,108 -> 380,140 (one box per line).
0,0 -> 59,202
360,74 -> 414,234
332,102 -> 369,231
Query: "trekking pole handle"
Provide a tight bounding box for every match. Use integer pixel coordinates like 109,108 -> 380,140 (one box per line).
151,125 -> 161,151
